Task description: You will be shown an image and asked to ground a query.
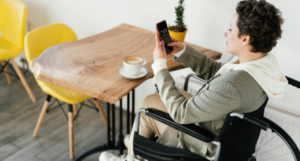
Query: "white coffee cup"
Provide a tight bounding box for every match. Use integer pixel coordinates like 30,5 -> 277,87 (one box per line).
123,56 -> 146,76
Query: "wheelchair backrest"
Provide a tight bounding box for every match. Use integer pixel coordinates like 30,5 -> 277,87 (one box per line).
217,98 -> 269,161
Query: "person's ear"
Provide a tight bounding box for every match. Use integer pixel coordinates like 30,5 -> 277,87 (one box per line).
242,35 -> 251,46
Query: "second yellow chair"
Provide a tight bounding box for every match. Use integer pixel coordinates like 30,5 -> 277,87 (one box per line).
0,0 -> 36,102
25,23 -> 108,159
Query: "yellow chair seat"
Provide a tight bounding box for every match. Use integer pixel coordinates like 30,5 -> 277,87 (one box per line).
37,80 -> 91,104
24,23 -> 90,104
0,37 -> 23,60
25,23 -> 109,159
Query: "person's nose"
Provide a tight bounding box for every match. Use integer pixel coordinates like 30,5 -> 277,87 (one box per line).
224,31 -> 227,38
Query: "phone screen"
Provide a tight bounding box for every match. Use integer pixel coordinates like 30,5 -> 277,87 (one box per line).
157,21 -> 173,53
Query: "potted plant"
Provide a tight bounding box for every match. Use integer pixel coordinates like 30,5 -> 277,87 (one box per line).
168,0 -> 187,43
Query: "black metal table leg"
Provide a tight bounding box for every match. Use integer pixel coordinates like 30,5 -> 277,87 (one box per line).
76,91 -> 135,160
107,103 -> 111,145
75,102 -> 117,161
112,104 -> 116,146
118,99 -> 124,156
127,93 -> 130,134
131,89 -> 135,127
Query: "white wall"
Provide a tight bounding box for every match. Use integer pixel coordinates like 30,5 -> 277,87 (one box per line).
19,0 -> 300,112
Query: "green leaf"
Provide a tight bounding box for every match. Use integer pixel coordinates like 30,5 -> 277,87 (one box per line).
174,0 -> 185,27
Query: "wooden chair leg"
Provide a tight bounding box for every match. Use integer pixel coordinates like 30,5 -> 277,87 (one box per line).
10,59 -> 36,103
93,98 -> 108,125
73,104 -> 78,115
1,60 -> 11,85
68,104 -> 74,159
33,95 -> 52,137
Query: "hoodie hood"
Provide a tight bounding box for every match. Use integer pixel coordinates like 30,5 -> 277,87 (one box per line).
215,53 -> 288,99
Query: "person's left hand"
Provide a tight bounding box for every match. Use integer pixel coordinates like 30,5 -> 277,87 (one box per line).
153,33 -> 167,62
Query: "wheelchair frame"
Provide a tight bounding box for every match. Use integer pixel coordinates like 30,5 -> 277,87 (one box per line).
133,74 -> 300,161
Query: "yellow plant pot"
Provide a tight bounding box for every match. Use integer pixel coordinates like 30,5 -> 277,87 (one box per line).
168,28 -> 188,43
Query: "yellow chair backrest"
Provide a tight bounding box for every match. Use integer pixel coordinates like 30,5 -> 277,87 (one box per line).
25,23 -> 77,65
0,0 -> 27,46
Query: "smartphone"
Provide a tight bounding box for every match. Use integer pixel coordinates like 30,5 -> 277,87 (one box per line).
156,20 -> 173,54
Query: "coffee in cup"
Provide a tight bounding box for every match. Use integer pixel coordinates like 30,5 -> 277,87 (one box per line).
123,56 -> 146,76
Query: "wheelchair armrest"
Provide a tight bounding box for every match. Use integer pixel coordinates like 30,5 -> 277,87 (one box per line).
230,112 -> 269,130
184,74 -> 207,91
145,108 -> 214,143
286,76 -> 300,89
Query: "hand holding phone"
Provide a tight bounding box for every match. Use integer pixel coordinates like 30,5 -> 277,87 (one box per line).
166,36 -> 185,55
156,20 -> 173,54
153,33 -> 167,61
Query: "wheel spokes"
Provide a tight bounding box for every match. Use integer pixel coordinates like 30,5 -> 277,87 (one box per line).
257,152 -> 292,161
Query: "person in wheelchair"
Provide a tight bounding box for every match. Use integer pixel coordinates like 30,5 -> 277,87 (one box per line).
100,0 -> 287,160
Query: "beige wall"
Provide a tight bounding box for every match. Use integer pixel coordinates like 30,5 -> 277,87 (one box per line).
19,0 -> 300,112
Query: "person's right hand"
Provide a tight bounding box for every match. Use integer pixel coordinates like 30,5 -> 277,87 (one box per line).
166,36 -> 185,55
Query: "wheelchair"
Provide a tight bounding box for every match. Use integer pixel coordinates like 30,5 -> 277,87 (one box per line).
133,74 -> 300,161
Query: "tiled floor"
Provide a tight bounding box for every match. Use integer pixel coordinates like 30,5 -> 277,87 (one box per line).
0,67 -> 128,161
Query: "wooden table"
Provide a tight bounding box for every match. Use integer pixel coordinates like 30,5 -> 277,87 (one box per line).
30,23 -> 222,160
30,23 -> 221,104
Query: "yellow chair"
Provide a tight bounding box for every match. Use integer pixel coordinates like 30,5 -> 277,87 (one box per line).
0,0 -> 36,102
25,23 -> 108,159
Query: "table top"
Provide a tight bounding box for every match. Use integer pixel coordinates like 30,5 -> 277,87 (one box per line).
30,24 -> 222,104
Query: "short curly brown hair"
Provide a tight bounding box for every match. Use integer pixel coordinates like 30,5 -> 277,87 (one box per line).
236,0 -> 284,53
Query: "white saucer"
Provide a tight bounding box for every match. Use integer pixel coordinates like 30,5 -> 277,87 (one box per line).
119,67 -> 147,80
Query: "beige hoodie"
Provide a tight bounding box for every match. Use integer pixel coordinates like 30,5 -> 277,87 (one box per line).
214,53 -> 288,99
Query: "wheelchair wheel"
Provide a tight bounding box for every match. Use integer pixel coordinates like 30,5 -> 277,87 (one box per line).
249,117 -> 300,161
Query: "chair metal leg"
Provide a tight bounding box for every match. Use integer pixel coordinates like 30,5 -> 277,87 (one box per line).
7,61 -> 20,80
1,60 -> 11,85
10,59 -> 36,102
68,104 -> 74,159
73,104 -> 78,115
93,98 -> 108,125
33,95 -> 52,137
